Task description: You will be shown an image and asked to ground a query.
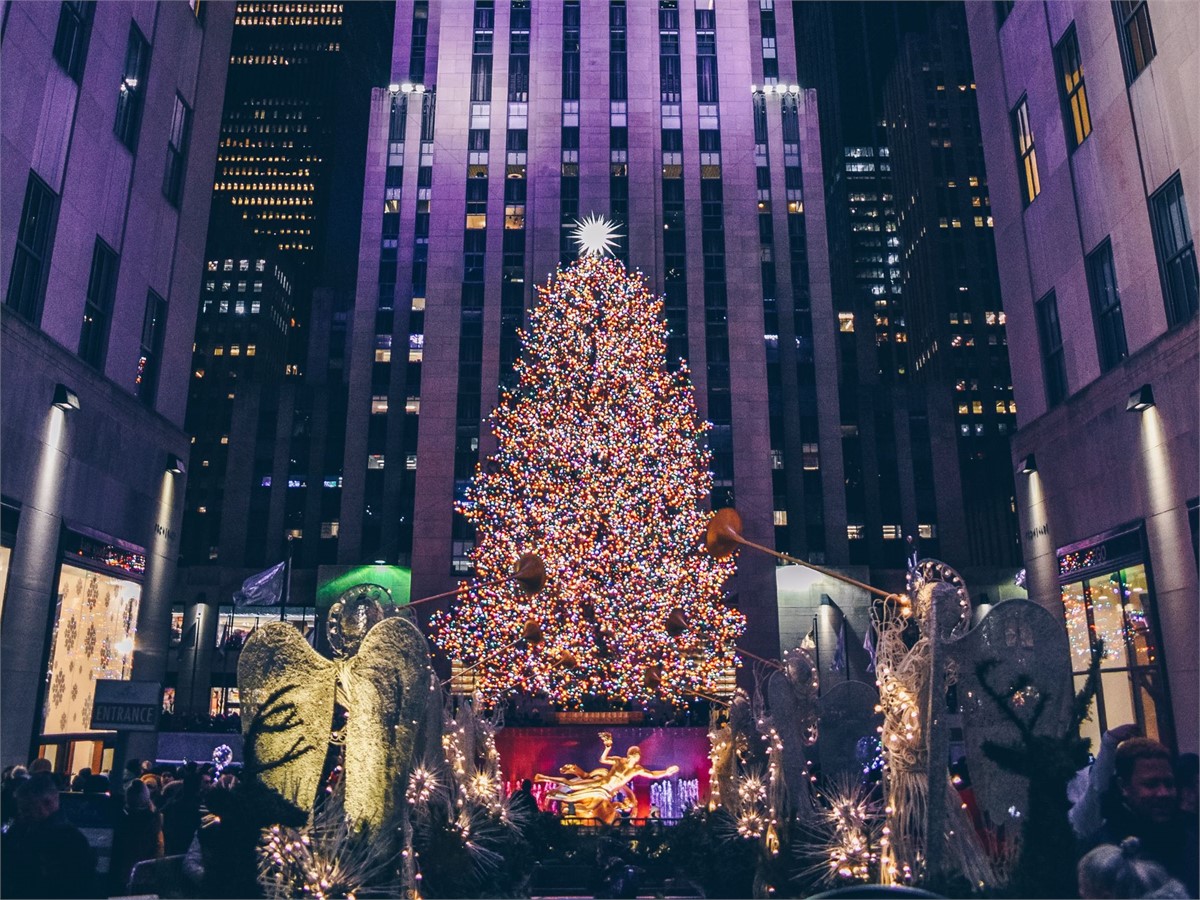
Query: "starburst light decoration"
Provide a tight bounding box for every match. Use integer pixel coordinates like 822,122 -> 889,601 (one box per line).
569,213 -> 622,257
431,254 -> 743,706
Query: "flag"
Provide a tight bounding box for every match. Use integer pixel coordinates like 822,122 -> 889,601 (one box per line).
863,622 -> 877,673
831,619 -> 847,673
234,561 -> 286,606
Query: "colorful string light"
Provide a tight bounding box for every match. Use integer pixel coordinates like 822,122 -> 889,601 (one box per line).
431,255 -> 743,706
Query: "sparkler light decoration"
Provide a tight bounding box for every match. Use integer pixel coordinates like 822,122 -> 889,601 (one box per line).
569,213 -> 623,257
431,255 -> 743,706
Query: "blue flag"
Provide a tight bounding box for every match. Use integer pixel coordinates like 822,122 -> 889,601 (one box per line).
831,619 -> 847,673
863,622 -> 877,673
234,561 -> 286,606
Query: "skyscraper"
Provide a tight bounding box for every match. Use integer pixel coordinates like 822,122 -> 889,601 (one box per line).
172,2 -> 392,719
1,1 -> 234,769
965,0 -> 1198,751
883,4 -> 1021,568
339,0 -> 848,665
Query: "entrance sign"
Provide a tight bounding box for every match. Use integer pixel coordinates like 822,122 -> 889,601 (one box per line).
90,680 -> 161,732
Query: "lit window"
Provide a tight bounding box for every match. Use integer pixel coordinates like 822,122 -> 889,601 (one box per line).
229,344 -> 240,356
367,454 -> 385,470
847,524 -> 865,540
801,442 -> 820,470
1010,97 -> 1040,206
918,523 -> 937,539
406,396 -> 421,414
466,213 -> 487,229
246,344 -> 256,356
773,510 -> 788,526
882,525 -> 901,540
371,395 -> 389,414
320,521 -> 339,539
1055,26 -> 1091,148
213,345 -> 224,356
838,312 -> 855,332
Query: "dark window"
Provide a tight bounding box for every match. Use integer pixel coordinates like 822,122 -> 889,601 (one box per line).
114,23 -> 149,150
79,238 -> 118,368
135,291 -> 167,405
163,93 -> 192,206
472,1 -> 494,54
1114,0 -> 1155,83
1035,290 -> 1068,406
5,172 -> 58,323
1085,238 -> 1128,371
1150,173 -> 1199,325
408,1 -> 428,82
1055,25 -> 1091,149
610,53 -> 627,101
696,56 -> 719,104
508,54 -> 529,102
52,1 -> 94,81
470,54 -> 492,102
1010,96 -> 1040,206
389,96 -> 407,142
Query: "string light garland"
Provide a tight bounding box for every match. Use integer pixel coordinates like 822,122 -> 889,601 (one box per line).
432,255 -> 743,706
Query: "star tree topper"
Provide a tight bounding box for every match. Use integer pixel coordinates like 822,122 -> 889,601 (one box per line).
570,213 -> 623,257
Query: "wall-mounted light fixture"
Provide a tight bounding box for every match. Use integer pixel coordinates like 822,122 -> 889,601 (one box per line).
52,383 -> 80,411
167,454 -> 186,476
1126,384 -> 1155,412
1017,454 -> 1037,474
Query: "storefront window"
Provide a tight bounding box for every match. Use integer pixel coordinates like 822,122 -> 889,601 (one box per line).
1061,563 -> 1170,750
43,562 -> 141,736
215,606 -> 312,650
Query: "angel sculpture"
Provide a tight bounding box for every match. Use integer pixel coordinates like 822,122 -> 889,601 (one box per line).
534,731 -> 679,824
875,561 -> 994,888
237,593 -> 441,829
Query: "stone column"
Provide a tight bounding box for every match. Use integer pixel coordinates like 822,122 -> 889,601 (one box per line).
0,407 -> 71,766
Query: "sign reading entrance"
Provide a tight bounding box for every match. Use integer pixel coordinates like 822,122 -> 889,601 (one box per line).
90,680 -> 161,732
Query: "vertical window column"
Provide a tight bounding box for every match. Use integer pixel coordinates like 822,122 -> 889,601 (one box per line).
659,2 -> 687,367
452,1 -> 496,574
560,1 -> 581,264
500,1 -> 530,397
609,1 -> 629,262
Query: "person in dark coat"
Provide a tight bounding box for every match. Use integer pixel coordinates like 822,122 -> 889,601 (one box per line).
1082,737 -> 1199,897
1,773 -> 96,899
110,778 -> 164,894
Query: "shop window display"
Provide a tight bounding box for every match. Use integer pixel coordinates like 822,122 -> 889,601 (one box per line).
43,562 -> 141,735
1061,564 -> 1170,749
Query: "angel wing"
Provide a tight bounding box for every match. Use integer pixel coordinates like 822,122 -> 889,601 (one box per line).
949,599 -> 1073,832
238,622 -> 335,814
343,615 -> 438,828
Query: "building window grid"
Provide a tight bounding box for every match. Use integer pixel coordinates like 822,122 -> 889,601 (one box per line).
1055,26 -> 1091,149
1084,238 -> 1128,372
135,291 -> 167,405
1010,97 -> 1040,206
79,238 -> 119,368
114,23 -> 150,151
6,172 -> 58,324
163,94 -> 193,206
1114,0 -> 1156,83
1035,290 -> 1068,407
53,1 -> 95,82
1149,173 -> 1199,326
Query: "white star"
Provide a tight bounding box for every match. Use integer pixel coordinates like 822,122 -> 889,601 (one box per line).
570,214 -> 623,257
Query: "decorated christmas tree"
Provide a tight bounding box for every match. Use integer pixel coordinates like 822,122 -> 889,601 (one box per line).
432,220 -> 743,706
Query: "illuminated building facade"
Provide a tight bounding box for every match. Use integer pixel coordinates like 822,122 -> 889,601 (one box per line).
966,0 -> 1198,750
0,1 -> 234,770
883,5 -> 1021,568
171,2 -> 391,720
337,0 -> 851,667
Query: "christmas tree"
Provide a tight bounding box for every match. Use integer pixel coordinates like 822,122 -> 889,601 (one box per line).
431,231 -> 743,707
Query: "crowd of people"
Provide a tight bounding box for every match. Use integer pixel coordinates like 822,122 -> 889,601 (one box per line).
0,725 -> 1195,898
1,756 -> 240,898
